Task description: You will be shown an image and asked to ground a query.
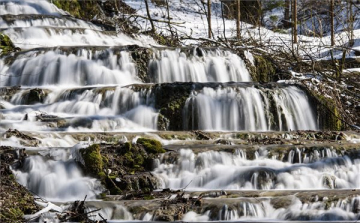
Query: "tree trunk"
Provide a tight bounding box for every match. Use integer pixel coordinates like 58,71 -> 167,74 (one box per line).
207,0 -> 212,38
144,0 -> 155,32
292,0 -> 297,44
330,0 -> 335,46
236,0 -> 241,39
348,0 -> 354,46
284,0 -> 290,23
165,0 -> 173,38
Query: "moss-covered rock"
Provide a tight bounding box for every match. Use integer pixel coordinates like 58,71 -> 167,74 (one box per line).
52,0 -> 100,20
90,140 -> 164,194
79,144 -> 104,177
313,94 -> 342,131
130,47 -> 153,82
137,138 -> 165,154
0,33 -> 18,56
252,55 -> 277,82
154,83 -> 192,130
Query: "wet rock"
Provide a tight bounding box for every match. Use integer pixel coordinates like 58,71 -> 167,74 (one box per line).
157,114 -> 170,131
215,139 -> 233,145
21,88 -> 49,105
4,129 -> 40,147
193,130 -> 211,140
118,172 -> 158,193
0,86 -> 21,101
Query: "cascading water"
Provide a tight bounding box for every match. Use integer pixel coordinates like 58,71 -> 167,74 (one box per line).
2,0 -> 358,222
154,149 -> 360,190
183,85 -> 318,131
0,86 -> 158,132
204,197 -> 360,221
12,146 -> 102,201
0,0 -> 64,16
0,48 -> 139,87
148,48 -> 252,83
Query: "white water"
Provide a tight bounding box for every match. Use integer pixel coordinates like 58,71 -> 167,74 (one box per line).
149,49 -> 252,83
184,86 -> 317,131
0,16 -> 103,30
0,0 -> 64,16
154,149 -> 360,190
3,27 -> 146,49
212,197 -> 360,221
3,1 -> 358,221
13,147 -> 102,201
85,202 -> 133,221
0,48 -> 139,87
1,86 -> 158,132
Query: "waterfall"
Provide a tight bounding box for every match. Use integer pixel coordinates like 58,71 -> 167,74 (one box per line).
183,86 -> 317,131
0,0 -> 64,15
0,48 -> 139,87
209,197 -> 360,221
2,27 -> 143,49
149,48 -> 251,83
154,149 -> 360,190
1,86 -> 158,132
0,15 -> 103,30
12,147 -> 102,201
3,1 -> 358,222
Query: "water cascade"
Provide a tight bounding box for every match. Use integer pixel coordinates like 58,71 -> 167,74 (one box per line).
154,149 -> 359,190
1,86 -> 157,132
0,48 -> 139,87
12,147 -> 102,201
183,85 -> 318,131
1,0 -> 359,222
148,49 -> 252,83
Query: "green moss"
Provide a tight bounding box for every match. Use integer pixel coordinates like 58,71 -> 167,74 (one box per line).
316,95 -> 342,131
0,208 -> 24,223
80,144 -> 104,177
109,187 -> 122,195
144,195 -> 155,200
124,142 -> 132,151
52,0 -> 100,20
0,33 -> 17,56
154,84 -> 193,130
136,138 -> 165,154
252,55 -> 276,82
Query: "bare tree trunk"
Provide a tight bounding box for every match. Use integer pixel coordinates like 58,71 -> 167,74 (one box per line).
165,0 -> 174,38
221,2 -> 227,42
330,0 -> 335,46
292,0 -> 297,44
348,0 -> 354,45
284,0 -> 290,23
207,0 -> 212,38
236,0 -> 241,39
144,0 -> 155,32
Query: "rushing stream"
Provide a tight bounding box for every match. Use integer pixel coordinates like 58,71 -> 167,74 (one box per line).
1,0 -> 359,222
